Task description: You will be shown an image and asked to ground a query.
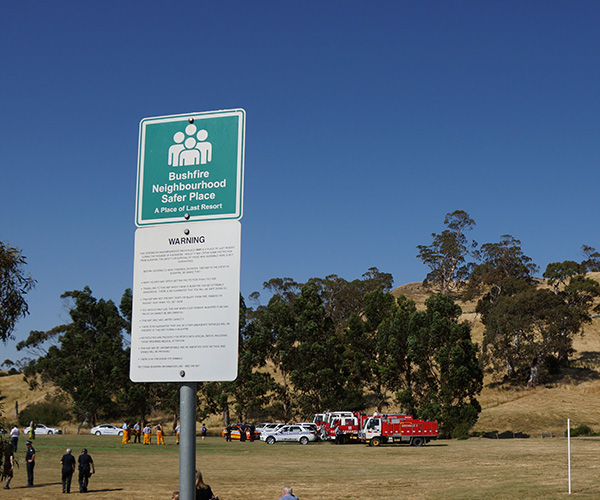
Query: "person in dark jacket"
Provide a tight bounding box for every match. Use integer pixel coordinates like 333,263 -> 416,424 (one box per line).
2,446 -> 14,489
25,440 -> 35,487
78,448 -> 95,493
60,448 -> 76,493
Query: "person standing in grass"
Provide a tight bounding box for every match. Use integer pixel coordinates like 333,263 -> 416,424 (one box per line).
143,423 -> 152,445
10,425 -> 19,452
78,448 -> 95,493
60,448 -> 76,493
2,445 -> 14,489
133,421 -> 141,443
25,440 -> 35,487
122,421 -> 130,444
155,423 -> 165,445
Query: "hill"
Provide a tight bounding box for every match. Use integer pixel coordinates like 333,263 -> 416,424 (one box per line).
393,272 -> 600,435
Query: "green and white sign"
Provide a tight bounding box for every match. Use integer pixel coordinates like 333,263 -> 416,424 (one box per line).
136,109 -> 245,226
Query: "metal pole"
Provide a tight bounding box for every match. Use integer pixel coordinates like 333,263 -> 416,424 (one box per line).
567,418 -> 571,495
180,382 -> 197,500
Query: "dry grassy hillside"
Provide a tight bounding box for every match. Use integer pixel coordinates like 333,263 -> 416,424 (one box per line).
393,272 -> 600,436
0,373 -> 56,423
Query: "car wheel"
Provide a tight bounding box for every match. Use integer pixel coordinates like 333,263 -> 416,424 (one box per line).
370,437 -> 382,447
299,436 -> 309,445
95,431 -> 101,436
48,431 -> 53,435
266,436 -> 275,445
118,431 -> 123,436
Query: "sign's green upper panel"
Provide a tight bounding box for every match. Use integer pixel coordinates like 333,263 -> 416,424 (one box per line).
136,109 -> 245,226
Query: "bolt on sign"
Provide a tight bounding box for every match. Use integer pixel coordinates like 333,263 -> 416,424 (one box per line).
136,109 -> 245,226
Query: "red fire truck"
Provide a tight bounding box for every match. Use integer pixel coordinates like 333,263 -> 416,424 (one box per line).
358,413 -> 438,446
313,411 -> 368,443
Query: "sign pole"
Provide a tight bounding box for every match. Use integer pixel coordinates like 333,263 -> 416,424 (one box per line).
180,382 -> 197,500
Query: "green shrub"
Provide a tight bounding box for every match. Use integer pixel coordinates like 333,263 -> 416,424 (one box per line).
18,400 -> 71,427
570,424 -> 594,437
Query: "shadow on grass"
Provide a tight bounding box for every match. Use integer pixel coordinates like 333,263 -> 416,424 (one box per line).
11,482 -> 61,489
10,483 -> 124,493
87,488 -> 124,493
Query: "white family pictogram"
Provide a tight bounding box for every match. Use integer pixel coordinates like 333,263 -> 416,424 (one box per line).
168,123 -> 212,167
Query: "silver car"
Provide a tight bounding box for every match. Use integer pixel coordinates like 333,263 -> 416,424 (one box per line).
260,424 -> 318,445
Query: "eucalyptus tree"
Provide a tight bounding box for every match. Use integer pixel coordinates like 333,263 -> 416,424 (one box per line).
463,234 -> 538,304
23,287 -> 130,427
417,210 -> 476,294
0,241 -> 35,342
311,267 -> 394,334
543,259 -> 600,366
344,289 -> 398,411
288,282 -> 364,416
397,294 -> 483,438
250,287 -> 299,421
479,247 -> 600,383
581,245 -> 600,272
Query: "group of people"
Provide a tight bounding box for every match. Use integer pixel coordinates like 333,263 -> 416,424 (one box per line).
60,447 -> 95,493
2,438 -> 95,494
121,421 -> 168,445
3,426 -> 36,490
223,422 -> 256,442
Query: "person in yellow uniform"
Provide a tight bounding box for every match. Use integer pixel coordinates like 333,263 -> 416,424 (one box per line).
155,423 -> 165,445
121,422 -> 129,444
143,424 -> 152,445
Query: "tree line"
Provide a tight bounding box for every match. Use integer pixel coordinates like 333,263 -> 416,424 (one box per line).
1,210 -> 599,438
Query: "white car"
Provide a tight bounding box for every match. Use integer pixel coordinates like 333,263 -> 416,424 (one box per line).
91,424 -> 123,436
256,422 -> 286,435
24,423 -> 62,435
260,424 -> 318,445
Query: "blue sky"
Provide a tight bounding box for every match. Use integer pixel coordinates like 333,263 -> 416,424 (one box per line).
1,1 -> 599,363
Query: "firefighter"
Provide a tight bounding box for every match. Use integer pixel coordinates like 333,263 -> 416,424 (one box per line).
121,422 -> 129,444
133,421 -> 141,443
143,424 -> 152,445
155,423 -> 165,445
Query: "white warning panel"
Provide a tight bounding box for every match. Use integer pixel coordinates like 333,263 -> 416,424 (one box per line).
130,220 -> 241,382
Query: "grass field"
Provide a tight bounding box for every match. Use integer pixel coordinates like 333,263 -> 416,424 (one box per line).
2,434 -> 599,500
